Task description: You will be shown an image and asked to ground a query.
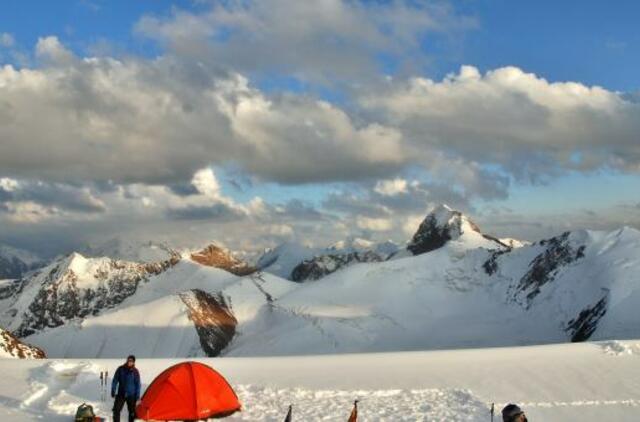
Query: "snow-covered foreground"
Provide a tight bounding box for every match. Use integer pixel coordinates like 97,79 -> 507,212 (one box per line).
1,340 -> 639,421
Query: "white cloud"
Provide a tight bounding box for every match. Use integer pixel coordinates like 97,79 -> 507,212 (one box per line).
356,216 -> 393,232
136,0 -> 474,84
191,168 -> 221,198
0,45 -> 405,185
374,178 -> 408,196
35,36 -> 74,63
363,65 -> 640,180
0,33 -> 14,47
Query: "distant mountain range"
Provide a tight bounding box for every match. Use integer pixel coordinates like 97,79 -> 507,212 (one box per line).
0,204 -> 638,359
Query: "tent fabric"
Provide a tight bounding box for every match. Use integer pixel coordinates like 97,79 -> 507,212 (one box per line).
136,361 -> 241,421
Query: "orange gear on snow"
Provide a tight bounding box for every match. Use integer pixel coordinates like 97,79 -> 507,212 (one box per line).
136,361 -> 241,420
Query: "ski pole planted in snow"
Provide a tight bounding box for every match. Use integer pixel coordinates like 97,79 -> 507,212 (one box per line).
348,400 -> 358,422
490,403 -> 494,422
100,371 -> 104,402
284,404 -> 292,422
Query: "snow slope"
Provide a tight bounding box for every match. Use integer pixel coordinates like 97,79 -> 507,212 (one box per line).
3,204 -> 639,360
25,261 -> 296,358
227,225 -> 640,356
14,221 -> 640,359
0,340 -> 639,421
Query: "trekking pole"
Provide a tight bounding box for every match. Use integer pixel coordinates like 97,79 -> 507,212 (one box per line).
490,403 -> 494,422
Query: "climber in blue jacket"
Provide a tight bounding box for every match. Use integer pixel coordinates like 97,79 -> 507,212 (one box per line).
111,354 -> 141,422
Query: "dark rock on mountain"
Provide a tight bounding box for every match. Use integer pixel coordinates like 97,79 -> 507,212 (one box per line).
291,250 -> 384,282
11,253 -> 179,337
483,249 -> 510,276
513,232 -> 587,307
180,289 -> 237,357
566,295 -> 608,342
0,327 -> 45,358
190,245 -> 256,276
407,204 -> 507,256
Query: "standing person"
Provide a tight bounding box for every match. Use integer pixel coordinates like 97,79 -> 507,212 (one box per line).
502,404 -> 528,422
112,355 -> 141,422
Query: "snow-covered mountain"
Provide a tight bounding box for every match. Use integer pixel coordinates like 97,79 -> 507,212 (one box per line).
2,204 -> 640,359
226,225 -> 640,356
1,252 -> 180,337
0,326 -> 45,358
258,237 -> 400,281
24,261 -> 294,358
255,241 -> 322,279
82,238 -> 176,263
407,204 -> 508,255
0,244 -> 43,279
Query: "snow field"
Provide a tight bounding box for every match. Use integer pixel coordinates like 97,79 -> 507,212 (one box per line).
1,340 -> 640,421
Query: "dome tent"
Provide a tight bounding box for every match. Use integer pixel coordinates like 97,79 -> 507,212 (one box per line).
136,361 -> 241,420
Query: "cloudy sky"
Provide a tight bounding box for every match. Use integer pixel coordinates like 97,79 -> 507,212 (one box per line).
0,0 -> 639,257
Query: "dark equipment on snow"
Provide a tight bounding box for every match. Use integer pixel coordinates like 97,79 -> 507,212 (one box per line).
74,403 -> 95,422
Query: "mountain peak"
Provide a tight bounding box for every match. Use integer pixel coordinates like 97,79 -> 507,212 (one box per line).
190,244 -> 256,276
407,204 -> 483,255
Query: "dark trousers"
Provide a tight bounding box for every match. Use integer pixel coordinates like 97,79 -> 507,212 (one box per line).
113,395 -> 136,422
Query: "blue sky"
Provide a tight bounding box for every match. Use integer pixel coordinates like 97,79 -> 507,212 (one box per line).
2,1 -> 638,91
0,0 -> 639,254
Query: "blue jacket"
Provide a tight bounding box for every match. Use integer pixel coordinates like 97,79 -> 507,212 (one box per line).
112,365 -> 141,400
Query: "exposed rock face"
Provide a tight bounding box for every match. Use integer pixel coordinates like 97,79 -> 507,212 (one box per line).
9,253 -> 179,337
407,206 -> 464,255
291,251 -> 384,282
0,327 -> 45,358
482,249 -> 510,276
513,232 -> 587,307
566,295 -> 608,342
407,204 -> 507,256
190,245 -> 256,276
180,289 -> 237,357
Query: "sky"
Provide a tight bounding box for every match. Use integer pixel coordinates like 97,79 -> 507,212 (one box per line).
0,0 -> 639,258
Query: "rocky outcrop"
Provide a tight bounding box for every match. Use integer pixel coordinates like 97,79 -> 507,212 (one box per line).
482,249 -> 510,276
291,251 -> 384,282
11,253 -> 179,337
180,289 -> 237,357
190,245 -> 256,276
566,295 -> 608,342
407,205 -> 508,256
0,327 -> 45,358
513,232 -> 586,307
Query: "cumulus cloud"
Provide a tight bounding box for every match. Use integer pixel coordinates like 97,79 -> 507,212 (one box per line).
0,46 -> 405,185
356,216 -> 393,232
363,65 -> 640,181
0,177 -> 106,218
136,0 -> 475,83
374,178 -> 408,196
1,1 -> 639,257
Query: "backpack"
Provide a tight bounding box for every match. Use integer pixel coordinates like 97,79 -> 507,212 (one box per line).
75,403 -> 96,422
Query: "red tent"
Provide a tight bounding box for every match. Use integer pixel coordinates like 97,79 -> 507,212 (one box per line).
136,361 -> 241,421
